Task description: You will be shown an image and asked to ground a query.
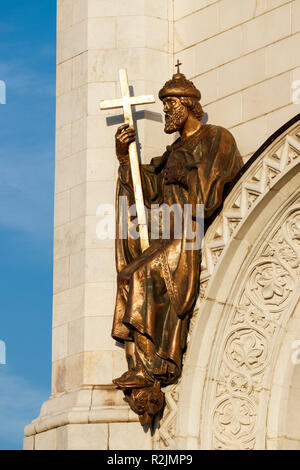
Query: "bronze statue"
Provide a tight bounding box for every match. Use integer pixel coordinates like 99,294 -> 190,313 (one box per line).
111,66 -> 243,425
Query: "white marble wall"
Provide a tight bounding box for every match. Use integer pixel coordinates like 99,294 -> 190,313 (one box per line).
174,0 -> 300,162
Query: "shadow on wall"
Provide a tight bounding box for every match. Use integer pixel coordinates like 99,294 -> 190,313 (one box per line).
202,111 -> 208,125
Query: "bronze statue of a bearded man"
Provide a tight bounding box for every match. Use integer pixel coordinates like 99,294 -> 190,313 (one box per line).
111,69 -> 243,425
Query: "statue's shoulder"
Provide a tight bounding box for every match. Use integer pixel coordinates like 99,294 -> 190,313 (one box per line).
204,124 -> 237,145
206,124 -> 242,170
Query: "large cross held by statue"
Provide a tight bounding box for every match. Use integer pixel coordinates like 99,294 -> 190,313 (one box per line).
100,69 -> 155,252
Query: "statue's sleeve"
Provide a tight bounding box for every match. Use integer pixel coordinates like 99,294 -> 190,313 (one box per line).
115,157 -> 164,272
117,155 -> 165,207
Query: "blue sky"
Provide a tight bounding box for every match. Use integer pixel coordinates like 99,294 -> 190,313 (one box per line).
0,0 -> 56,449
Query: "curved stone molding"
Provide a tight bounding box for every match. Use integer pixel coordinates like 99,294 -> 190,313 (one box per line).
265,297 -> 300,449
209,199 -> 300,450
156,116 -> 300,449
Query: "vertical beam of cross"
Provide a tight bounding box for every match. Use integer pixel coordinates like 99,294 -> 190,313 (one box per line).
100,69 -> 156,252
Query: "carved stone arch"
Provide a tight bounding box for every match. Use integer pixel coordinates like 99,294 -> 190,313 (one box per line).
156,115 -> 300,449
266,297 -> 300,449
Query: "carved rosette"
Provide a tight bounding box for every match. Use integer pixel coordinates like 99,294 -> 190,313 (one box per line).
211,203 -> 300,450
214,397 -> 256,449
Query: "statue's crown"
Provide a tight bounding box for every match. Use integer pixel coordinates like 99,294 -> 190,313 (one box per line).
159,63 -> 201,101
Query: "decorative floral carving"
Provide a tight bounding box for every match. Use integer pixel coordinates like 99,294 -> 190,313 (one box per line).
248,307 -> 269,328
248,262 -> 294,311
264,238 -> 299,269
225,329 -> 267,372
211,203 -> 300,450
214,398 -> 256,442
232,304 -> 276,337
286,212 -> 300,248
228,373 -> 252,396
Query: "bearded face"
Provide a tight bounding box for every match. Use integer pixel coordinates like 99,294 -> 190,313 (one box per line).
163,97 -> 189,134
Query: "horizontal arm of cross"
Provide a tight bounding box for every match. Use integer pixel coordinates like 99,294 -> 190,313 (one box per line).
100,95 -> 155,110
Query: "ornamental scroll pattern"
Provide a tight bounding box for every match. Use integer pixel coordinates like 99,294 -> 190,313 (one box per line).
212,202 -> 300,450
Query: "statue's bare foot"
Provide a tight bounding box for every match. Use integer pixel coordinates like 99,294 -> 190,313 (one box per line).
113,369 -> 153,389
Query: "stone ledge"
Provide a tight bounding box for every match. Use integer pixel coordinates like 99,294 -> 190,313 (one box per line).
24,388 -> 139,437
24,421 -> 153,450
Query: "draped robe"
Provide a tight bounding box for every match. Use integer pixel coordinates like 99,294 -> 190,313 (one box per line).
112,124 -> 243,386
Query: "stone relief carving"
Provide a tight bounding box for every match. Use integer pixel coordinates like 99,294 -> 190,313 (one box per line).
214,397 -> 257,449
211,202 -> 300,450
